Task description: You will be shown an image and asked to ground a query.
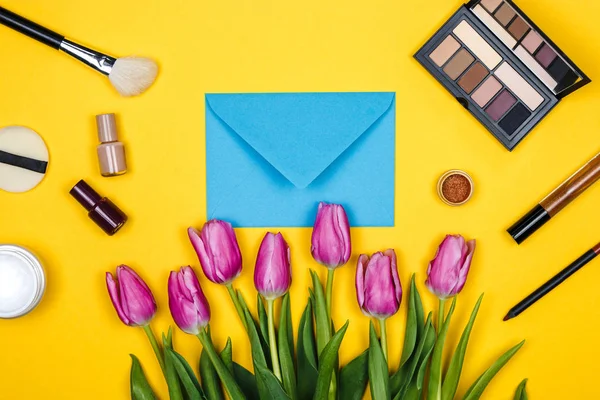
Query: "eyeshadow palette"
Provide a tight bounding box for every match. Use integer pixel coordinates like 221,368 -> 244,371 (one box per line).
415,0 -> 590,150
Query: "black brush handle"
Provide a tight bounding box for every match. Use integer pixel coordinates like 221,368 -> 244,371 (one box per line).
0,6 -> 64,49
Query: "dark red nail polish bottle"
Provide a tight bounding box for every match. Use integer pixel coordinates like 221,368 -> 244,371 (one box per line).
70,180 -> 127,235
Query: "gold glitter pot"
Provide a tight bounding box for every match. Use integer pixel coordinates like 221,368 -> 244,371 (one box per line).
437,170 -> 474,206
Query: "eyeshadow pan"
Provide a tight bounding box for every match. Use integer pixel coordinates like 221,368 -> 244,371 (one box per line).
514,46 -> 557,90
472,5 -> 517,48
458,62 -> 488,94
480,0 -> 503,13
471,76 -> 502,107
535,43 -> 557,68
453,21 -> 502,69
522,30 -> 543,54
495,3 -> 516,26
499,103 -> 531,135
486,90 -> 516,121
547,57 -> 579,91
443,49 -> 475,80
495,62 -> 544,110
429,36 -> 461,67
508,17 -> 530,40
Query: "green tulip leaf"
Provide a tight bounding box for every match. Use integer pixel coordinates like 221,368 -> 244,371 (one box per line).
442,294 -> 484,400
462,341 -> 525,400
400,276 -> 419,366
238,291 -> 272,367
130,354 -> 157,400
243,308 -> 291,400
393,313 -> 434,400
197,329 -> 246,400
165,347 -> 205,400
513,379 -> 528,400
297,298 -> 318,400
339,350 -> 369,400
314,320 -> 350,400
258,293 -> 270,345
416,320 -> 437,391
233,362 -> 260,400
279,293 -> 298,399
426,297 -> 457,400
220,338 -> 234,374
162,334 -> 184,400
166,326 -> 174,348
390,275 -> 423,396
413,280 -> 425,340
368,321 -> 390,400
201,346 -> 225,400
310,269 -> 332,356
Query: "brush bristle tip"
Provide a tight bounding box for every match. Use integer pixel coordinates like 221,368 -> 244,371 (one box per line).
109,56 -> 158,97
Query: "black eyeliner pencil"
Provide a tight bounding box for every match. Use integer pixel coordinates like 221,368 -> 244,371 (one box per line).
504,242 -> 600,321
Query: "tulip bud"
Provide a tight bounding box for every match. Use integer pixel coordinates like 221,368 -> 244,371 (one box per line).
425,235 -> 476,300
106,265 -> 157,327
254,232 -> 292,300
168,266 -> 211,335
311,202 -> 351,269
188,219 -> 242,285
355,250 -> 402,319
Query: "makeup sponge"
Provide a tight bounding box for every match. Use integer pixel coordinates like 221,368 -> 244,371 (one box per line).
0,126 -> 49,193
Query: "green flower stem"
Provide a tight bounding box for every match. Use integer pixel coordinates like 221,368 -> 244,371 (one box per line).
325,269 -> 337,400
142,324 -> 166,376
438,298 -> 446,331
197,329 -> 245,400
267,298 -> 283,381
378,318 -> 388,362
226,283 -> 248,330
326,268 -> 335,323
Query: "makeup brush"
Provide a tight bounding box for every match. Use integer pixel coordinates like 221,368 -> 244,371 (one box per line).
0,6 -> 158,97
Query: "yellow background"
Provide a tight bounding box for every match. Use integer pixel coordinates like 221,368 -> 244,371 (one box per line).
1,0 -> 599,398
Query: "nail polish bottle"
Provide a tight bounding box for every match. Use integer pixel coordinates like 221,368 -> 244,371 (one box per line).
96,113 -> 127,177
70,180 -> 127,235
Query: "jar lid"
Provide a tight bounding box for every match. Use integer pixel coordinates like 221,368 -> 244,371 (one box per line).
0,245 -> 45,318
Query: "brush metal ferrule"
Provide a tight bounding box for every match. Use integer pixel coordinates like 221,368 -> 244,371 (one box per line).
59,39 -> 116,76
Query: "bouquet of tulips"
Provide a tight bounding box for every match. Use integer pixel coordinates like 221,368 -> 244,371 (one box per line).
106,203 -> 529,400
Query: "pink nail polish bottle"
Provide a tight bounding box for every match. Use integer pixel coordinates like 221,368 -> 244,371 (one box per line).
96,113 -> 127,177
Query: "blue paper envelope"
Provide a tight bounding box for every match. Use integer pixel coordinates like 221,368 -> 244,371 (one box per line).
205,92 -> 395,227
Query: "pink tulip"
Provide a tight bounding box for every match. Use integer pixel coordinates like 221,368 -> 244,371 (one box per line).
168,266 -> 211,335
356,250 -> 402,319
254,232 -> 292,300
106,265 -> 157,327
426,235 -> 476,299
311,202 -> 351,269
188,220 -> 242,285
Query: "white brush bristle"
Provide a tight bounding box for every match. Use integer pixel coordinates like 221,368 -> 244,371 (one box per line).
109,57 -> 159,97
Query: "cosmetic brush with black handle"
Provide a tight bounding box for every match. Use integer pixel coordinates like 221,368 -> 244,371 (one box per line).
0,6 -> 158,97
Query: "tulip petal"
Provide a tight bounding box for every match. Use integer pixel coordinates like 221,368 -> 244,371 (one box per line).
453,239 -> 476,295
355,254 -> 369,312
254,232 -> 291,299
117,266 -> 156,326
363,253 -> 399,318
168,269 -> 211,335
311,203 -> 351,269
106,272 -> 131,325
189,226 -> 219,283
384,249 -> 402,305
335,205 -> 352,264
430,236 -> 463,296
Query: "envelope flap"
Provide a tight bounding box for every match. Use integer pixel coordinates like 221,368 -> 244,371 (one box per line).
206,93 -> 395,188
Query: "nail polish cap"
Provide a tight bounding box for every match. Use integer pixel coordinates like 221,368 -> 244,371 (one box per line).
96,113 -> 118,143
70,179 -> 102,211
